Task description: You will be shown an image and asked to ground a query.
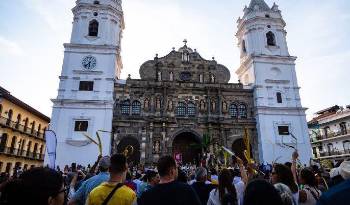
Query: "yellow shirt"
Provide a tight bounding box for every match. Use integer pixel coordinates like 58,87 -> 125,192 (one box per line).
86,182 -> 136,205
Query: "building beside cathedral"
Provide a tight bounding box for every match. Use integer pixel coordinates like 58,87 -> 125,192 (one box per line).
308,105 -> 350,164
49,0 -> 312,167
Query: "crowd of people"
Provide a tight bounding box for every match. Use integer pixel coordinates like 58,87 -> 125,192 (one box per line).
0,150 -> 349,205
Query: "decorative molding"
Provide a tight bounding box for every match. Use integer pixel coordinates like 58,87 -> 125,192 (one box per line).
265,79 -> 290,84
73,70 -> 103,75
66,139 -> 92,147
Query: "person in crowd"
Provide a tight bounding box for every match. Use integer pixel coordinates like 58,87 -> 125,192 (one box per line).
210,168 -> 219,185
271,163 -> 299,203
137,170 -> 160,198
231,168 -> 245,205
191,167 -> 216,205
329,166 -> 345,187
298,168 -> 321,205
0,167 -> 66,205
125,172 -> 137,192
68,156 -> 111,205
207,168 -> 238,205
177,167 -> 189,183
138,156 -> 201,205
86,154 -> 136,205
316,160 -> 350,205
274,183 -> 295,205
244,179 -> 283,205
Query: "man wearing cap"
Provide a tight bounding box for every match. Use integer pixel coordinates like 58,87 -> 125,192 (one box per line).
317,160 -> 350,205
68,156 -> 110,205
191,167 -> 216,205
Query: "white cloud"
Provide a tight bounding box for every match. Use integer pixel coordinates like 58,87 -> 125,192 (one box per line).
0,36 -> 24,56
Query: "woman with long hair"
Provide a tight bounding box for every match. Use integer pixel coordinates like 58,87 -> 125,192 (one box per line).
298,168 -> 321,205
271,163 -> 299,204
207,168 -> 238,205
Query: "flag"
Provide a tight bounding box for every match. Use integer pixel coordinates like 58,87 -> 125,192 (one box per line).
45,130 -> 57,169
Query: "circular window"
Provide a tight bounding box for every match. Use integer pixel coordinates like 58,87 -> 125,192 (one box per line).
180,72 -> 192,81
271,67 -> 281,77
93,12 -> 98,16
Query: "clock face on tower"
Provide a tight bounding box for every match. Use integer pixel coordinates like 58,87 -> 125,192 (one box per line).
82,55 -> 97,70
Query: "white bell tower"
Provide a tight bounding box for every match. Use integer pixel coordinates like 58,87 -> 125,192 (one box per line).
236,0 -> 312,164
47,0 -> 124,167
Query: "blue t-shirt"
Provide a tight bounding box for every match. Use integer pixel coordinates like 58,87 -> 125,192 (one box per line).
72,172 -> 110,204
317,179 -> 350,205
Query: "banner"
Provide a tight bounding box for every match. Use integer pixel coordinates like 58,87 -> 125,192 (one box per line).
45,130 -> 57,169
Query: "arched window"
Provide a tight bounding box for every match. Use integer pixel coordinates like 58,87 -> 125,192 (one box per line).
276,92 -> 282,103
121,100 -> 130,115
242,40 -> 247,53
176,102 -> 186,116
6,109 -> 13,126
93,0 -> 100,4
16,114 -> 21,129
229,104 -> 238,118
0,104 -> 2,116
238,104 -> 247,119
131,101 -> 141,115
26,141 -> 32,157
37,124 -> 41,136
182,51 -> 190,62
187,102 -> 196,116
0,133 -> 8,152
266,31 -> 276,46
33,143 -> 38,159
31,121 -> 36,134
88,20 -> 99,37
327,143 -> 334,154
10,136 -> 17,154
24,118 -> 29,132
343,141 -> 350,152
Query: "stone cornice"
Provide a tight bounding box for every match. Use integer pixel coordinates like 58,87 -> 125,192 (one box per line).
51,99 -> 114,107
72,3 -> 125,29
236,54 -> 297,75
236,16 -> 286,37
64,43 -> 120,52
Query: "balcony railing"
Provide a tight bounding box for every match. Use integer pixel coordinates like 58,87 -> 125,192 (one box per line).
0,116 -> 45,140
0,146 -> 44,161
311,129 -> 350,142
318,149 -> 350,157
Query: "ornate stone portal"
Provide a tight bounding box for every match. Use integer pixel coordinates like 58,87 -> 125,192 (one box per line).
112,43 -> 257,165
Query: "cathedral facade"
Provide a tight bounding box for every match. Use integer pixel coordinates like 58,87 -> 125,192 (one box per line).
113,43 -> 256,165
48,0 -> 312,167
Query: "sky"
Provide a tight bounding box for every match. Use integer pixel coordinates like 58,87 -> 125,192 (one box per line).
0,0 -> 349,120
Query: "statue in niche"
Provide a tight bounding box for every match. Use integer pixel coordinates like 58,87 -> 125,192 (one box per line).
200,100 -> 206,111
153,140 -> 160,153
157,71 -> 162,81
156,97 -> 161,110
167,99 -> 173,111
222,101 -> 228,113
169,72 -> 174,81
144,98 -> 149,111
211,99 -> 216,112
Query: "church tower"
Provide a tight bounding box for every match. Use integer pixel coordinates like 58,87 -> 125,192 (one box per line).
47,0 -> 124,167
236,0 -> 312,164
